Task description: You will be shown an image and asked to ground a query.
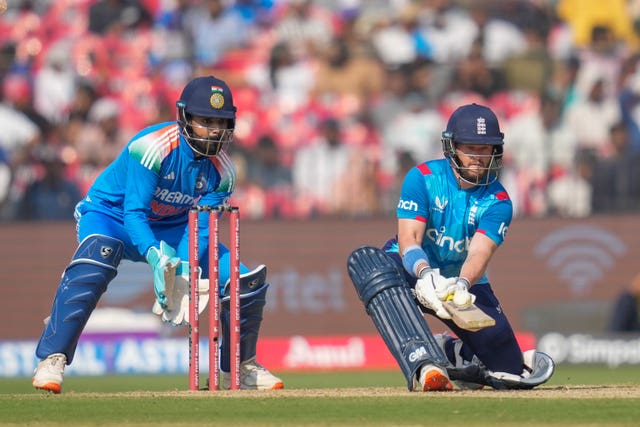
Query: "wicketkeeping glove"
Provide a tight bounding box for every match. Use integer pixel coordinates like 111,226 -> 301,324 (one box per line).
146,241 -> 180,309
151,262 -> 210,326
414,268 -> 456,319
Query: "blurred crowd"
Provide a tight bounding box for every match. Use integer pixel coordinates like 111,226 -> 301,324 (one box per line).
1,0 -> 640,221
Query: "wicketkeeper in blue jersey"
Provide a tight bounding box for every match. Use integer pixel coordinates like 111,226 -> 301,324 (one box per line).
32,76 -> 284,393
348,103 -> 555,391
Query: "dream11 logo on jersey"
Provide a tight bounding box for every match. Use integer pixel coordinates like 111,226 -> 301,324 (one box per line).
534,225 -> 626,294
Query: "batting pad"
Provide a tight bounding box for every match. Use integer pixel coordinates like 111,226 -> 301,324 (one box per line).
347,246 -> 448,390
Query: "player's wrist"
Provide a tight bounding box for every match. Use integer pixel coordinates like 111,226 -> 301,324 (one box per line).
417,265 -> 432,279
456,277 -> 471,290
402,245 -> 430,278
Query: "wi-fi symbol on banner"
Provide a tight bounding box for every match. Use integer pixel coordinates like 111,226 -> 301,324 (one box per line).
534,225 -> 626,294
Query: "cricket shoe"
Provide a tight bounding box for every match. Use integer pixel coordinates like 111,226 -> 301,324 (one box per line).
32,353 -> 66,394
415,364 -> 453,391
221,358 -> 284,390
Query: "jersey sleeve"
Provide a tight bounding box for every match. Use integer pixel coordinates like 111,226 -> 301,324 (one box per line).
476,197 -> 512,246
396,165 -> 429,222
123,128 -> 177,256
123,158 -> 161,256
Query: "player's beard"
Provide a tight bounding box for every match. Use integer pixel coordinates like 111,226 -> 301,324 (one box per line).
459,159 -> 489,183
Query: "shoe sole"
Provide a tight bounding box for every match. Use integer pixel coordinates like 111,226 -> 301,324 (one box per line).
218,381 -> 285,390
422,370 -> 454,391
268,381 -> 284,390
33,381 -> 62,394
240,381 -> 285,390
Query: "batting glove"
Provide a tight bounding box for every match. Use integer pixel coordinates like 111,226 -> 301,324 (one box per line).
447,277 -> 476,308
414,268 -> 455,320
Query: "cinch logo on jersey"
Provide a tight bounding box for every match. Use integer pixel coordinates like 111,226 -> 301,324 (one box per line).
398,199 -> 418,211
408,346 -> 427,362
426,227 -> 470,253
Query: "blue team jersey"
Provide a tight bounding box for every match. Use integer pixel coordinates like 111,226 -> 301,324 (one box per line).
392,158 -> 512,283
76,122 -> 236,257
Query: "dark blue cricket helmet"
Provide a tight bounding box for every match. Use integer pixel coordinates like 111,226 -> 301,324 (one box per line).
441,103 -> 504,185
177,75 -> 237,157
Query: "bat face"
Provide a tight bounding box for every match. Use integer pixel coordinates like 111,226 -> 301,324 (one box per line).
443,301 -> 495,332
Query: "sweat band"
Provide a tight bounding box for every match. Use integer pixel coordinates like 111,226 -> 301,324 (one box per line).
402,245 -> 430,278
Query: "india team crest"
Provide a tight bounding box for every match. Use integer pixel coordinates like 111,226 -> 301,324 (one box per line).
210,85 -> 224,109
195,175 -> 207,191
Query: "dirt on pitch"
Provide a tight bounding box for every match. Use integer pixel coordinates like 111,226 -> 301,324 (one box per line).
77,385 -> 640,399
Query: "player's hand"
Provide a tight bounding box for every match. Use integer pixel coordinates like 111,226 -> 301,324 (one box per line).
414,268 -> 454,319
146,241 -> 180,309
447,278 -> 475,308
151,262 -> 210,326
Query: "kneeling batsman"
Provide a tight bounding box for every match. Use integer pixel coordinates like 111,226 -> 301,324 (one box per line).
347,246 -> 554,391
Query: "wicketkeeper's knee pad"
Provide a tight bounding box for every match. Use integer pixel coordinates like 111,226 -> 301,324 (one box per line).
36,234 -> 124,362
220,265 -> 268,372
347,246 -> 448,390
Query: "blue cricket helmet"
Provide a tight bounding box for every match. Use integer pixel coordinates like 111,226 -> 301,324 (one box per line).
177,75 -> 237,157
177,75 -> 237,119
441,103 -> 504,186
442,103 -> 504,144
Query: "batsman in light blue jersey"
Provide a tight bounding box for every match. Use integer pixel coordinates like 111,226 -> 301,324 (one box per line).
32,76 -> 283,393
348,104 -> 554,391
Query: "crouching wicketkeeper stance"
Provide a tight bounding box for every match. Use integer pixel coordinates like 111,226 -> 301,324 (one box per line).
32,76 -> 283,393
347,103 -> 554,391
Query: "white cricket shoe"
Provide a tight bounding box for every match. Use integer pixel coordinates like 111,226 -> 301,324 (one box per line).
220,358 -> 284,390
32,353 -> 66,394
414,364 -> 453,391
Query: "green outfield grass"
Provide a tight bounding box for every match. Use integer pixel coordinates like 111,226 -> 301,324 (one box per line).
1,365 -> 639,426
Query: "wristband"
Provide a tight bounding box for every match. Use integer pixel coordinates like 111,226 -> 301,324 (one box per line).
402,245 -> 430,278
457,277 -> 471,289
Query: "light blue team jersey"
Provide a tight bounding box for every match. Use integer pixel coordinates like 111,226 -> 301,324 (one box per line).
393,158 -> 512,284
76,122 -> 236,258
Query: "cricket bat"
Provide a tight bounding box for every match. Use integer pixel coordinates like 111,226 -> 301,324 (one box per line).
443,300 -> 495,332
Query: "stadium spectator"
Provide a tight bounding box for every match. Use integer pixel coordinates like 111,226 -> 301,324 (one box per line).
32,42 -> 76,125
564,72 -> 622,156
547,148 -> 595,218
292,117 -> 351,216
590,122 -> 640,212
247,134 -> 292,190
608,273 -> 640,332
380,93 -> 445,178
273,0 -> 335,61
88,0 -> 153,35
187,0 -> 254,70
15,143 -> 82,221
311,34 -> 385,116
505,93 -> 577,217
